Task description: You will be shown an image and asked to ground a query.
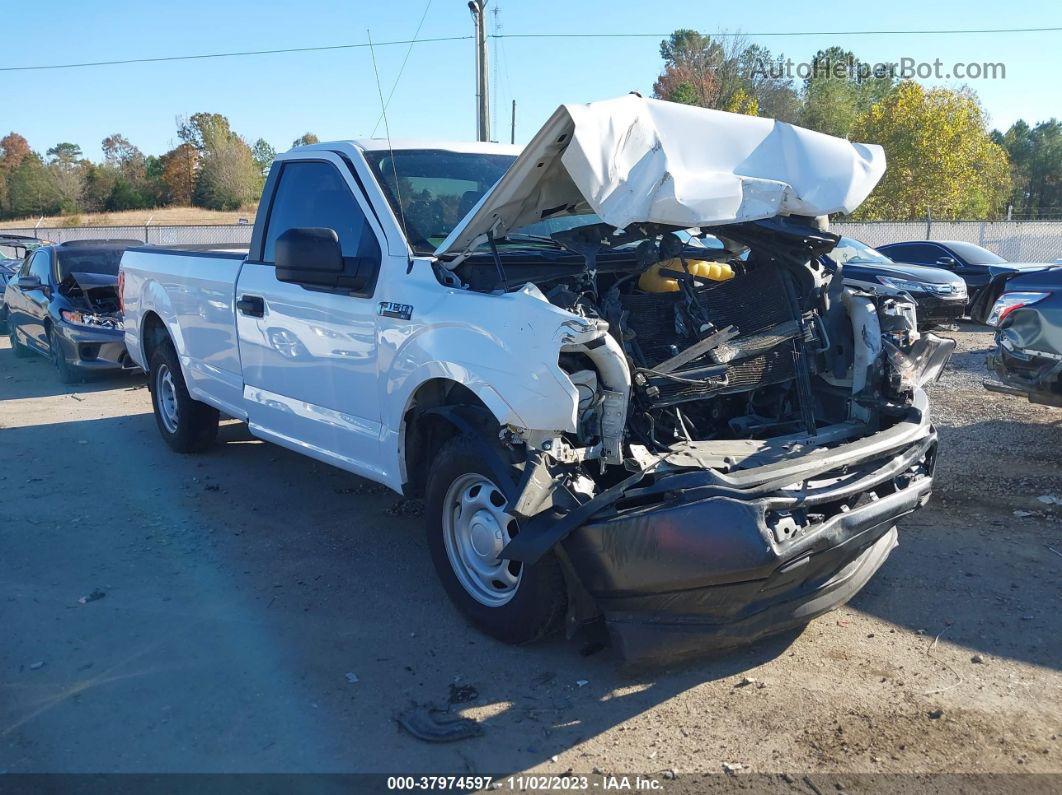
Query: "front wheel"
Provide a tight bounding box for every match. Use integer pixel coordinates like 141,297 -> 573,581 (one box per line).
49,327 -> 78,384
425,433 -> 567,644
148,339 -> 219,453
9,323 -> 31,358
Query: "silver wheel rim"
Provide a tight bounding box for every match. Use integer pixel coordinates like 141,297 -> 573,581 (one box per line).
442,473 -> 522,607
156,363 -> 179,434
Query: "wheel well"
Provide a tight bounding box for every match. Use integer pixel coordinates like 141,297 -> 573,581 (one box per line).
402,379 -> 497,497
140,312 -> 169,363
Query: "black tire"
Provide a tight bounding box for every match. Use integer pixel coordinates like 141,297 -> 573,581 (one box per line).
9,322 -> 32,358
48,326 -> 78,384
147,339 -> 219,453
425,433 -> 567,644
0,305 -> 8,334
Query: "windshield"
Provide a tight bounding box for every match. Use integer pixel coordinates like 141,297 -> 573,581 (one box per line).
365,149 -> 517,254
56,247 -> 123,280
829,237 -> 894,266
942,241 -> 1005,265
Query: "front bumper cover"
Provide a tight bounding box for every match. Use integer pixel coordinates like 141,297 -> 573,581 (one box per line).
559,393 -> 938,662
56,323 -> 136,372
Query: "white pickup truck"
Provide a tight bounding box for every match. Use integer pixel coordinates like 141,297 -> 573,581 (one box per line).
121,96 -> 954,661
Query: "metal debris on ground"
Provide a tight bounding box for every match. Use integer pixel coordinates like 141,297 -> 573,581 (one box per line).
28,661 -> 45,670
345,672 -> 359,684
1013,510 -> 1035,518
575,679 -> 589,687
735,676 -> 757,687
928,708 -> 944,720
722,762 -> 744,774
396,703 -> 483,743
448,683 -> 479,704
78,589 -> 106,604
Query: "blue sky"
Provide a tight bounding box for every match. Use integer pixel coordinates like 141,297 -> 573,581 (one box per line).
2,0 -> 1060,160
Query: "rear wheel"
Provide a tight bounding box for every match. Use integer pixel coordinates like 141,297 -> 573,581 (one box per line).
425,433 -> 567,644
48,326 -> 78,384
148,339 -> 219,453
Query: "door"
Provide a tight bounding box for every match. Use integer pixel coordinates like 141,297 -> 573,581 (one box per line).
235,155 -> 388,479
15,249 -> 53,352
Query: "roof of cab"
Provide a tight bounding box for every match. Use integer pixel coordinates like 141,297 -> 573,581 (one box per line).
289,139 -> 523,156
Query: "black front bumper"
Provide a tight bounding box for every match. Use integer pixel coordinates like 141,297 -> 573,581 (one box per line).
561,397 -> 938,662
56,323 -> 136,373
914,293 -> 966,328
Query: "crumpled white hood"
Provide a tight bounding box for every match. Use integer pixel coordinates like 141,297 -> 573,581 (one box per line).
436,95 -> 885,258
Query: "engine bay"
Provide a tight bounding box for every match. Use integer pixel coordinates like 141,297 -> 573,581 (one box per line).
449,217 -> 928,477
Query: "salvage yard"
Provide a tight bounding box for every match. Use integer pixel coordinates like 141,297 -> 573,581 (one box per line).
1,323 -> 1060,778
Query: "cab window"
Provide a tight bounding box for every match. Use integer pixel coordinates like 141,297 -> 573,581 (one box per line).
263,161 -> 380,265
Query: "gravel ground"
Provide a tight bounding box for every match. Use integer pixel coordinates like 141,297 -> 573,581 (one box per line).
1,322 -> 1059,783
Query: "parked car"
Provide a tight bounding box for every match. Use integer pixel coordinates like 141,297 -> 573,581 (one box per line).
876,239 -> 1056,307
823,237 -> 967,329
972,266 -> 1062,406
0,234 -> 48,332
5,239 -> 139,382
120,96 -> 953,661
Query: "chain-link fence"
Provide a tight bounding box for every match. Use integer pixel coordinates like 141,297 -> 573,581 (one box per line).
4,220 -> 1062,262
832,220 -> 1062,263
0,224 -> 253,248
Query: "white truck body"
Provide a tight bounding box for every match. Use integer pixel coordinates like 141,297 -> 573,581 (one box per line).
120,96 -> 951,660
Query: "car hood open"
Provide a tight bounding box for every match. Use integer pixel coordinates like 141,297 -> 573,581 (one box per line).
435,94 -> 886,259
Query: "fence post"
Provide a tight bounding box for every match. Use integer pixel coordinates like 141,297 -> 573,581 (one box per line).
925,209 -> 932,240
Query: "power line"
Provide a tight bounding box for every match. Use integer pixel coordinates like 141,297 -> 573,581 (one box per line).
0,35 -> 472,72
2,25 -> 1059,73
492,26 -> 1062,39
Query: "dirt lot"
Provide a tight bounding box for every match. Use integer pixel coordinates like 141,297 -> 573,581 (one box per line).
1,322 -> 1059,781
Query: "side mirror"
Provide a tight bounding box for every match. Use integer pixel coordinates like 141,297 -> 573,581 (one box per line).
274,227 -> 377,292
17,275 -> 42,290
936,256 -> 957,267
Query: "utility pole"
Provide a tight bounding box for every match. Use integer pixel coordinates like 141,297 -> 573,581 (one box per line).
468,0 -> 490,142
511,99 -> 516,145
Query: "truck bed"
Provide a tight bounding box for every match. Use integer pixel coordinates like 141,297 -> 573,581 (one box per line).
121,247 -> 248,419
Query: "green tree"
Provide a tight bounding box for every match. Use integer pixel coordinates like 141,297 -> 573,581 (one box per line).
178,112 -> 234,152
46,142 -> 83,166
653,30 -> 798,119
291,132 -> 319,148
850,82 -> 1011,220
196,136 -> 259,210
993,119 -> 1062,219
251,138 -> 276,177
800,47 -> 895,137
5,153 -> 63,217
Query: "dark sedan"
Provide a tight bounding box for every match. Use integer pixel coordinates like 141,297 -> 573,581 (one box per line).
974,266 -> 1062,407
4,239 -> 139,382
0,234 -> 48,332
823,237 -> 967,329
876,239 -> 1056,306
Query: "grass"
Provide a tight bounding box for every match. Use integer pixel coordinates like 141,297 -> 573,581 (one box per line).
0,206 -> 258,229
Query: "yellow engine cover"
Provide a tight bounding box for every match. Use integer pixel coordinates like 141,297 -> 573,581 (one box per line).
637,258 -> 735,293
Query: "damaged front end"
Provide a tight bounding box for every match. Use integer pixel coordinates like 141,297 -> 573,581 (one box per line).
423,95 -> 953,659
476,221 -> 953,661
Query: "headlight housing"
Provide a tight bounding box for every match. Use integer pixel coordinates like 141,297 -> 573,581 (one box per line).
986,291 -> 1050,327
877,275 -> 927,294
60,308 -> 124,330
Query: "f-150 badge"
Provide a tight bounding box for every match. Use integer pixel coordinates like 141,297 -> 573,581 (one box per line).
378,301 -> 413,320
